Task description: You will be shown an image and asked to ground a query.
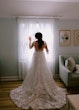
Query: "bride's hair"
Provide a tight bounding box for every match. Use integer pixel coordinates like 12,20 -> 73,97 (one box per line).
35,32 -> 44,49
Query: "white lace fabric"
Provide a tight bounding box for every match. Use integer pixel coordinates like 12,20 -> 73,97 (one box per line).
10,51 -> 67,109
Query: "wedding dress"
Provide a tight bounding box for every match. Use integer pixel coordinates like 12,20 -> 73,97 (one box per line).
10,51 -> 67,110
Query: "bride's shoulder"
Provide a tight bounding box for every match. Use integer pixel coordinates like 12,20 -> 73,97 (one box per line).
32,40 -> 37,46
32,40 -> 36,44
34,40 -> 38,44
44,41 -> 47,45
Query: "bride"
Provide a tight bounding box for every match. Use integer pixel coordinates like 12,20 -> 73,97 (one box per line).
10,32 -> 67,110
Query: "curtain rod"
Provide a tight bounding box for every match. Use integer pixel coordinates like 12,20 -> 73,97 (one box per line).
17,16 -> 61,19
0,16 -> 61,19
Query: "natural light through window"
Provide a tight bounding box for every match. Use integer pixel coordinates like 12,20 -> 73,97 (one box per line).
18,18 -> 55,79
18,19 -> 55,63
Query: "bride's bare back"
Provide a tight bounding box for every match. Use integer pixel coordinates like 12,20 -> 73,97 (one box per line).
34,41 -> 48,52
30,41 -> 49,53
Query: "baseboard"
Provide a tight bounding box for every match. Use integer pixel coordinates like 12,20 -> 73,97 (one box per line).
53,74 -> 59,79
0,74 -> 59,81
0,76 -> 19,81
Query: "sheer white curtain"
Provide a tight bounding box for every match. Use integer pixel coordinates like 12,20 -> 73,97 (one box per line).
18,18 -> 55,80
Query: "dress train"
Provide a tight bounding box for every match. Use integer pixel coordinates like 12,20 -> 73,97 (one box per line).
10,51 -> 67,109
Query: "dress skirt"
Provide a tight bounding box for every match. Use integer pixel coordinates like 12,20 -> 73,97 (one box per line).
10,51 -> 67,109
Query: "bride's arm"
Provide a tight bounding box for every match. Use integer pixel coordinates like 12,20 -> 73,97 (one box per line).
29,37 -> 34,49
44,42 -> 49,53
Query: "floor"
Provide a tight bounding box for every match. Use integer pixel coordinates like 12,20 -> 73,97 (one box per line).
0,78 -> 68,110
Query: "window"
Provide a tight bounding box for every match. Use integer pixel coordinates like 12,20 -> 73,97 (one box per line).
18,18 -> 55,79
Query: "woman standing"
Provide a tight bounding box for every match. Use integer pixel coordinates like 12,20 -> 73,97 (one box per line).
10,32 -> 67,110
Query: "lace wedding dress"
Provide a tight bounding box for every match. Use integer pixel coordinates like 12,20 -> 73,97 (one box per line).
10,51 -> 67,110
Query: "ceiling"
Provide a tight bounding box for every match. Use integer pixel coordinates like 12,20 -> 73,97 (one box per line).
0,0 -> 79,20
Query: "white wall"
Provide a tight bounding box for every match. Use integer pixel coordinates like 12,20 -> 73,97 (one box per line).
54,19 -> 79,75
0,18 -> 18,80
0,18 -> 79,80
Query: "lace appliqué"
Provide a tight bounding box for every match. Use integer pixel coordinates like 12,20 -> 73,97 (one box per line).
10,51 -> 67,109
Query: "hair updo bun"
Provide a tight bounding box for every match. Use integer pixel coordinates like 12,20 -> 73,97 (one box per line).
35,32 -> 42,39
35,32 -> 44,49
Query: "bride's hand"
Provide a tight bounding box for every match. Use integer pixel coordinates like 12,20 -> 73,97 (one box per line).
29,37 -> 31,42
